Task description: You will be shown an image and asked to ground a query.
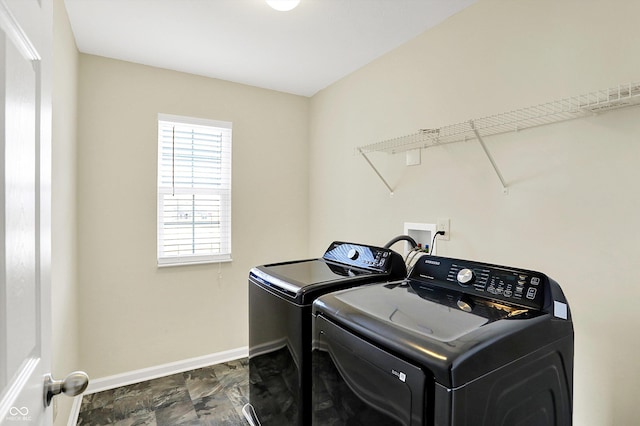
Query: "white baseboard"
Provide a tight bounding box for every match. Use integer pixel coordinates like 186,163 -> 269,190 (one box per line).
67,346 -> 248,425
86,346 -> 248,394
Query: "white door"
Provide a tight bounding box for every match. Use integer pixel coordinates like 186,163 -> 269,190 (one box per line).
0,0 -> 54,424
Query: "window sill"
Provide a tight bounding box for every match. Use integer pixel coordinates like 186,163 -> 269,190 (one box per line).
157,258 -> 233,268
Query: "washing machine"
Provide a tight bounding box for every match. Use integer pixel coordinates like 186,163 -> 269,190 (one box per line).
244,240 -> 407,426
312,255 -> 574,425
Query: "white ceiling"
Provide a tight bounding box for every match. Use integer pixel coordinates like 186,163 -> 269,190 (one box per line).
64,0 -> 477,97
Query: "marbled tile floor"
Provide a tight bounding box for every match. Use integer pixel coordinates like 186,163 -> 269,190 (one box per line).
77,358 -> 249,426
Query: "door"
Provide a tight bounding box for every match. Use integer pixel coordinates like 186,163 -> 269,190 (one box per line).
0,0 -> 53,424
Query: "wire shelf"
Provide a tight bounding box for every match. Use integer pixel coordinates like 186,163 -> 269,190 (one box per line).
358,82 -> 640,155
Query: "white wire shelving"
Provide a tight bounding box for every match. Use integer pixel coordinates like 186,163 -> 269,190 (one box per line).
357,81 -> 640,194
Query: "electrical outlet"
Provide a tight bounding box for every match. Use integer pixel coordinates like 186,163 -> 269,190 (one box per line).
437,218 -> 450,241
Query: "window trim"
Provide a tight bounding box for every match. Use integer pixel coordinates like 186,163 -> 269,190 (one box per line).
157,113 -> 232,267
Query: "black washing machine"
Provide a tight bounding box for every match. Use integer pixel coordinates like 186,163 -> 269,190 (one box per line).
312,255 -> 573,425
243,241 -> 407,426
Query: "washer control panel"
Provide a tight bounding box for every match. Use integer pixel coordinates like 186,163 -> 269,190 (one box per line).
411,256 -> 546,310
323,241 -> 395,273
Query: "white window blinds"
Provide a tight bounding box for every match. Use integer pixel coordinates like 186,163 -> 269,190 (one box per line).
157,114 -> 232,266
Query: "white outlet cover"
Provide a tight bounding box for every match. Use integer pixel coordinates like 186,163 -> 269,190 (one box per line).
437,218 -> 450,241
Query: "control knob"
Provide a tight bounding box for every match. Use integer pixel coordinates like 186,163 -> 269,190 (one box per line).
457,268 -> 475,285
347,249 -> 359,260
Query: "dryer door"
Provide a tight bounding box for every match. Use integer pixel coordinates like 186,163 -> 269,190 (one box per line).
312,315 -> 429,426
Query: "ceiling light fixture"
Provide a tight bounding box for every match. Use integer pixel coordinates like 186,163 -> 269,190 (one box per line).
266,0 -> 300,12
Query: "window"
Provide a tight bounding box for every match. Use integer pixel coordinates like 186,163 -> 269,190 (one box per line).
157,114 -> 232,266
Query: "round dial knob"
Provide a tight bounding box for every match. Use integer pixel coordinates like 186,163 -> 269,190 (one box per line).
457,268 -> 475,285
457,295 -> 475,313
347,249 -> 359,260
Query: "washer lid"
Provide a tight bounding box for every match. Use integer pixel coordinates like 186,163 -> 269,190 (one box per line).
335,283 -> 490,342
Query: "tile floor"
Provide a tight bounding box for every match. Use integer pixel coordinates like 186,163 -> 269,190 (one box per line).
77,358 -> 249,426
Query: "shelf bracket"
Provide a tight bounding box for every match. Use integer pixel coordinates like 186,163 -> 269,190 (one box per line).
469,120 -> 509,194
358,148 -> 394,195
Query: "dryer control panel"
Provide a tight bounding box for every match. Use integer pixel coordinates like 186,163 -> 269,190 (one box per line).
410,256 -> 546,310
323,241 -> 397,273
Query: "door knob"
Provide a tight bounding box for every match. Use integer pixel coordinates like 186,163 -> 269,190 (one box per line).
44,371 -> 89,406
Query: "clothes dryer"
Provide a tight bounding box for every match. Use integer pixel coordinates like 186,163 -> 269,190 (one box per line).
244,241 -> 406,425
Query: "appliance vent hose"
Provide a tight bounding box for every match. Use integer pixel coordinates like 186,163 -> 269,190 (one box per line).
383,235 -> 417,249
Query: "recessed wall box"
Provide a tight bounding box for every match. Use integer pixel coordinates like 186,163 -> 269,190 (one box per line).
403,222 -> 437,256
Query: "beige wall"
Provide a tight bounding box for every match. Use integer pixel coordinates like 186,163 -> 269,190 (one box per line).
52,0 -> 80,423
309,0 -> 640,425
76,55 -> 309,378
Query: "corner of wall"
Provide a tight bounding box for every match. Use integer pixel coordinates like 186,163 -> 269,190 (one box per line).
52,0 -> 81,424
